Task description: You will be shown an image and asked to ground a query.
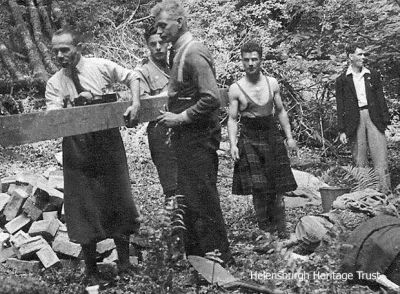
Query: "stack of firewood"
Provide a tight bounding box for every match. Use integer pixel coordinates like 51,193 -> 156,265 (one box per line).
0,171 -> 124,272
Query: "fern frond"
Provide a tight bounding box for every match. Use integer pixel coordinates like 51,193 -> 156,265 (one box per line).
342,165 -> 379,192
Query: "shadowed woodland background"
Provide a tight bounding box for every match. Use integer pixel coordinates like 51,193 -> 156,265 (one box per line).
0,1 -> 400,293
1,0 -> 399,151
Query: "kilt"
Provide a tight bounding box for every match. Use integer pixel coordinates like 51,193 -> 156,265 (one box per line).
63,128 -> 140,244
232,115 -> 297,195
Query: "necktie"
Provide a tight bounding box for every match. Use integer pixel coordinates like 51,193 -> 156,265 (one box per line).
168,47 -> 175,68
70,67 -> 85,94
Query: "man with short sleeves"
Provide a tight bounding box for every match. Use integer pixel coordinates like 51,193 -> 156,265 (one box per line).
133,26 -> 177,199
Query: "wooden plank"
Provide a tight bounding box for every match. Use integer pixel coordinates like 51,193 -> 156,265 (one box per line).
0,89 -> 229,147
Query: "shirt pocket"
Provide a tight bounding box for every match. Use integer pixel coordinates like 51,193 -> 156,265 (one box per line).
149,75 -> 168,95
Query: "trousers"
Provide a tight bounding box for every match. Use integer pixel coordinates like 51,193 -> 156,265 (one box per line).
350,109 -> 391,193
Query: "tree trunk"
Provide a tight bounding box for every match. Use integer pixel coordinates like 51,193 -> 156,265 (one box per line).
36,0 -> 53,38
0,42 -> 25,81
26,0 -> 58,74
8,0 -> 49,82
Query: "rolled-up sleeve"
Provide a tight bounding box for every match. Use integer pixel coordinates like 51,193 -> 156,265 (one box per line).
45,79 -> 63,110
103,59 -> 139,90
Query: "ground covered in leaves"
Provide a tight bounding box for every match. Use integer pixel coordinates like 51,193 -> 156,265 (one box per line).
1,125 -> 400,294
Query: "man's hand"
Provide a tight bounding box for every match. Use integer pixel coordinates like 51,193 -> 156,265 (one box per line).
123,104 -> 140,128
286,138 -> 298,156
339,132 -> 348,144
78,91 -> 93,100
157,110 -> 185,127
74,91 -> 94,106
230,145 -> 240,162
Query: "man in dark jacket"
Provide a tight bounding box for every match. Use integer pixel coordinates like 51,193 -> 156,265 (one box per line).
153,0 -> 232,265
335,43 -> 391,193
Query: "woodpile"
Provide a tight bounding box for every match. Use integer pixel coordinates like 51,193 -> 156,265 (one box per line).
0,170 -> 123,272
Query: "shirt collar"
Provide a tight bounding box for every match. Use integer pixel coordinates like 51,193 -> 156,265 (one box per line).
65,56 -> 86,76
172,31 -> 193,51
346,66 -> 371,76
75,56 -> 86,72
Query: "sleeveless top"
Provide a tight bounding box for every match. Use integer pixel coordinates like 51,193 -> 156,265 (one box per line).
236,77 -> 273,117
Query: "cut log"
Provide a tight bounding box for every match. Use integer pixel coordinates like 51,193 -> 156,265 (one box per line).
0,88 -> 229,147
8,0 -> 48,82
26,0 -> 58,74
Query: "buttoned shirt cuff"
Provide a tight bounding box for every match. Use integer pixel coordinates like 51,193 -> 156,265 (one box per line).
180,111 -> 192,124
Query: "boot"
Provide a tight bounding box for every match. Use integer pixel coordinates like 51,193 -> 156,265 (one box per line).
114,235 -> 133,275
82,242 -> 99,285
252,194 -> 269,231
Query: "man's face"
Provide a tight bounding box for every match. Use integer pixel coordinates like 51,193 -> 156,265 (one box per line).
147,34 -> 168,62
242,51 -> 261,76
154,11 -> 180,44
349,48 -> 367,68
51,33 -> 81,68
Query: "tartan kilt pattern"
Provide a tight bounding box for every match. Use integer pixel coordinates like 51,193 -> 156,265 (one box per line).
232,118 -> 297,195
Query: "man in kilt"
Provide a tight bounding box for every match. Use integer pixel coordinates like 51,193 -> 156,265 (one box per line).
227,41 -> 297,237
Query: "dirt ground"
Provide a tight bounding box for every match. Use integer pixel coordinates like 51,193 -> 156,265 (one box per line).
1,124 -> 400,293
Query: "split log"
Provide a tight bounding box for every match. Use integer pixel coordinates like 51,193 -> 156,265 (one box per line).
8,0 -> 49,82
36,0 -> 53,37
26,0 -> 58,74
0,42 -> 25,81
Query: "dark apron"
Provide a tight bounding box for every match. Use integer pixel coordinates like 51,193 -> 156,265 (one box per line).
63,128 -> 140,244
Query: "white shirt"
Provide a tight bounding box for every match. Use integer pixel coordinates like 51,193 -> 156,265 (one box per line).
346,66 -> 371,107
45,57 -> 137,110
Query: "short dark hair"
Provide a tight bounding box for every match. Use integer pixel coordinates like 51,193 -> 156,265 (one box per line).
53,25 -> 82,45
345,42 -> 364,56
241,41 -> 263,58
144,25 -> 158,43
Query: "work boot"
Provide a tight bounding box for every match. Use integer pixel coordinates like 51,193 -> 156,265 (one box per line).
114,235 -> 134,277
82,242 -> 98,275
82,242 -> 100,286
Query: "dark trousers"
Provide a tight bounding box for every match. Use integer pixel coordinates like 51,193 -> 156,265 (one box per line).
172,129 -> 231,263
147,121 -> 178,195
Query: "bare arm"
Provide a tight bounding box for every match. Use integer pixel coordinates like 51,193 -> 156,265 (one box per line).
272,78 -> 297,151
123,78 -> 141,128
227,84 -> 241,161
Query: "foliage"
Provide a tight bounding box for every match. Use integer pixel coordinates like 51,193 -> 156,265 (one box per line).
138,195 -> 187,292
320,165 -> 379,191
183,0 -> 400,146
